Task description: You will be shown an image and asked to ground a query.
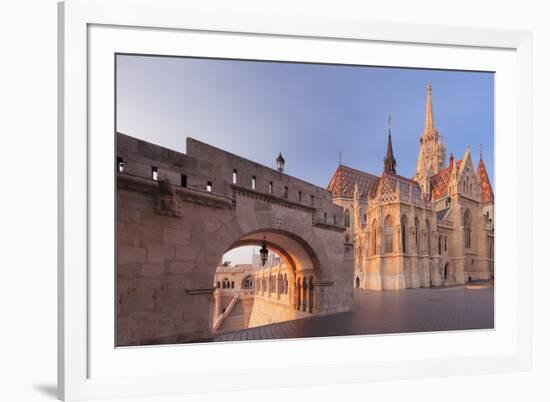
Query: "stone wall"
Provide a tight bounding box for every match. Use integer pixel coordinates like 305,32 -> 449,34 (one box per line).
116,133 -> 353,346
248,297 -> 310,327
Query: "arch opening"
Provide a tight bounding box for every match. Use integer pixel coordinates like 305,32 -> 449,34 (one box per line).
212,229 -> 322,334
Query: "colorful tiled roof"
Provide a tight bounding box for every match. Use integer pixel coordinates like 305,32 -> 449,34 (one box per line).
430,159 -> 462,200
477,159 -> 494,203
327,165 -> 379,198
430,167 -> 451,200
367,172 -> 424,205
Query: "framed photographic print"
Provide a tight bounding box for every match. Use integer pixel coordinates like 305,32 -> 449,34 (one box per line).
58,0 -> 533,400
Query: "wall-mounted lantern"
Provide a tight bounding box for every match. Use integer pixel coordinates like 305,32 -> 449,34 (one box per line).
260,237 -> 269,266
276,152 -> 285,173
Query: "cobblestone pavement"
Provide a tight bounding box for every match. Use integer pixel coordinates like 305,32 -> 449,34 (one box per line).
211,285 -> 494,342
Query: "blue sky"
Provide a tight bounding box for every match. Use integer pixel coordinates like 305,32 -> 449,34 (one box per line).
116,55 -> 494,264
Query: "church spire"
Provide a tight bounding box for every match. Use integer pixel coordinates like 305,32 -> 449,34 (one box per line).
415,82 -> 445,182
384,115 -> 397,174
425,82 -> 434,131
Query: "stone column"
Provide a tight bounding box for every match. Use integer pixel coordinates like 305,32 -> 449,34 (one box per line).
302,282 -> 308,311
295,279 -> 301,310
308,277 -> 314,313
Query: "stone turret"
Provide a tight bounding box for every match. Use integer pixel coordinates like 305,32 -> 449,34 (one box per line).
383,116 -> 397,174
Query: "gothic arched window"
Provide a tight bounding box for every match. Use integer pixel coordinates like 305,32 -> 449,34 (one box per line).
384,215 -> 393,254
463,209 -> 472,249
414,217 -> 420,252
401,215 -> 408,253
372,219 -> 378,255
344,209 -> 351,228
425,219 -> 431,255
242,275 -> 253,289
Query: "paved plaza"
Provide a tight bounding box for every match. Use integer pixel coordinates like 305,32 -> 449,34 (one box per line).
210,284 -> 494,342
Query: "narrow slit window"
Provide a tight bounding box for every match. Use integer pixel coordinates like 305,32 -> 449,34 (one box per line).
232,169 -> 237,184
206,181 -> 213,192
298,191 -> 302,202
269,181 -> 273,194
151,166 -> 158,181
252,176 -> 256,190
284,186 -> 288,198
117,157 -> 124,173
324,212 -> 327,223
181,174 -> 187,187
311,195 -> 314,206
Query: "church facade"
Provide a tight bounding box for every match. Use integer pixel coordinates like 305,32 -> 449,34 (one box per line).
327,84 -> 494,290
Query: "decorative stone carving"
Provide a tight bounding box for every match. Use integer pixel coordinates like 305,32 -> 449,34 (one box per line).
155,177 -> 183,217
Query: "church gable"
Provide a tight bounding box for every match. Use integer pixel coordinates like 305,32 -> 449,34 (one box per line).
456,150 -> 481,199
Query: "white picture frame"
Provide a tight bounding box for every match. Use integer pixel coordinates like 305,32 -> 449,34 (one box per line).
58,0 -> 533,400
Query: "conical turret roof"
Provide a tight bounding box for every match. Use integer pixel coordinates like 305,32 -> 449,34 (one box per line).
477,156 -> 494,203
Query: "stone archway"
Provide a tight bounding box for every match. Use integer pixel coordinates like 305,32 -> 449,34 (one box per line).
442,261 -> 452,285
213,229 -> 323,329
116,178 -> 353,346
116,132 -> 354,346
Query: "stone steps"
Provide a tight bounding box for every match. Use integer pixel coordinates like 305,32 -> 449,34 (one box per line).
217,298 -> 254,333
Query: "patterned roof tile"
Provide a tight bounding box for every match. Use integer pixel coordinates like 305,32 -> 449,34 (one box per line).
477,159 -> 494,203
430,159 -> 461,200
327,165 -> 380,198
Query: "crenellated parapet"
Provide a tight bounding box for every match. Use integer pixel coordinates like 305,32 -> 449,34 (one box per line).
117,132 -> 345,231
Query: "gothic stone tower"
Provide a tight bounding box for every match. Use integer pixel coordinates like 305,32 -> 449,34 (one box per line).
354,125 -> 440,290
415,83 -> 446,194
328,83 -> 494,291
